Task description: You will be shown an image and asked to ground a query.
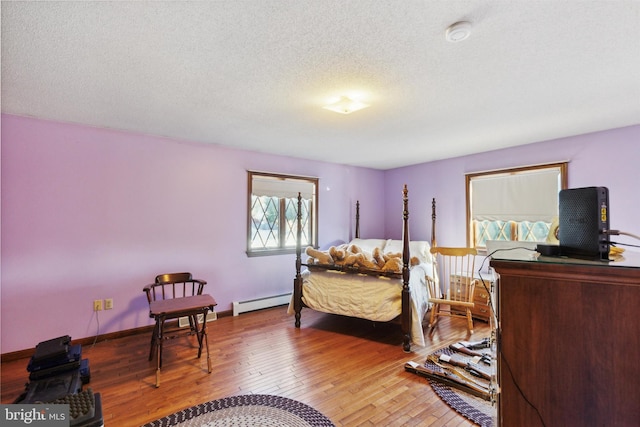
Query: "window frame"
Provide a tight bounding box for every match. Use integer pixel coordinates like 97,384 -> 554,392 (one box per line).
465,162 -> 568,250
247,171 -> 318,257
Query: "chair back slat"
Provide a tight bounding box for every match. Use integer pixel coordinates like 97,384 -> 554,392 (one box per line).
427,247 -> 478,333
143,272 -> 207,304
428,247 -> 478,303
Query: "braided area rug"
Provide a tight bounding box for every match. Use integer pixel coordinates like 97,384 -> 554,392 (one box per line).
142,394 -> 335,427
425,346 -> 495,427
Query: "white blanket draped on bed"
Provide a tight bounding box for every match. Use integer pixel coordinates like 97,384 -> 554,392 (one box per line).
288,262 -> 434,347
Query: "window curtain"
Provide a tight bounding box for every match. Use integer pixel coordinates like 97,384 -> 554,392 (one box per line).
251,175 -> 315,199
471,168 -> 560,223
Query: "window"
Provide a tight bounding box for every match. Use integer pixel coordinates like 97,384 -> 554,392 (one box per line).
466,162 -> 568,249
247,171 -> 318,256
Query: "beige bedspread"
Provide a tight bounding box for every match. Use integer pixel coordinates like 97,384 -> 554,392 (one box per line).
288,262 -> 433,347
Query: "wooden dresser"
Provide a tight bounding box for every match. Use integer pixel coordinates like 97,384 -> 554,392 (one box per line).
491,254 -> 640,427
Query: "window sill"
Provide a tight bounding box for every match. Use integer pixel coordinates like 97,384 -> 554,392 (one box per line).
246,248 -> 299,257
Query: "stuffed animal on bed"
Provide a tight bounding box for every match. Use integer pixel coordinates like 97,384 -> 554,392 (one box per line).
305,246 -> 334,265
305,244 -> 422,272
349,253 -> 379,270
379,256 -> 421,273
381,257 -> 403,272
329,245 -> 347,263
372,247 -> 386,268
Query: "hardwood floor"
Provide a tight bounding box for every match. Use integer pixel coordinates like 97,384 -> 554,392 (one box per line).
1,306 -> 493,426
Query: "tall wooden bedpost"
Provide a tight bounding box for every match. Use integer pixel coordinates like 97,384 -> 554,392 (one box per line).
355,200 -> 360,239
401,185 -> 411,352
431,197 -> 437,248
294,192 -> 303,328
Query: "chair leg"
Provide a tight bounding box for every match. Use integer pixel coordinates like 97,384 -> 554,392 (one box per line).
189,314 -> 198,347
429,304 -> 439,328
196,329 -> 203,359
148,322 -> 158,361
195,309 -> 213,373
196,310 -> 207,359
192,314 -> 202,350
155,318 -> 165,388
158,321 -> 164,368
203,319 -> 212,374
466,308 -> 474,334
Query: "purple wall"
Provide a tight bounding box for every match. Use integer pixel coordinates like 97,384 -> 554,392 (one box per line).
2,114 -> 638,354
0,114 -> 384,354
384,125 -> 640,247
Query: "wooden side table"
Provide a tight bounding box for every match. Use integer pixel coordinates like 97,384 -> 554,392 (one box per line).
148,294 -> 217,387
451,275 -> 494,322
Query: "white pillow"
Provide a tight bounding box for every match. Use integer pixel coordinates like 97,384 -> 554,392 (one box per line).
384,239 -> 432,264
347,238 -> 387,254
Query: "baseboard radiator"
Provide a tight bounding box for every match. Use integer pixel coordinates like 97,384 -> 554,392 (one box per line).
233,293 -> 291,316
178,311 -> 217,328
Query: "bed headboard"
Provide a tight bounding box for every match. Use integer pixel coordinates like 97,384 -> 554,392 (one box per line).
431,197 -> 437,248
355,200 -> 360,239
352,195 -> 436,247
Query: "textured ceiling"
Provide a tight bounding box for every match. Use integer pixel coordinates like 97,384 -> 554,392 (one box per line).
2,1 -> 639,169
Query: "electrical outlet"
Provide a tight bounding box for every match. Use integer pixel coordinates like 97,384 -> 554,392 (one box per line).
105,298 -> 113,310
93,300 -> 103,311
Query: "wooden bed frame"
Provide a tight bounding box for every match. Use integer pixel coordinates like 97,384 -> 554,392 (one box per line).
293,185 -> 436,352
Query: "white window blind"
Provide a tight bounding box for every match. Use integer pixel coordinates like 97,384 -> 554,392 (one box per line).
252,175 -> 315,199
471,168 -> 560,223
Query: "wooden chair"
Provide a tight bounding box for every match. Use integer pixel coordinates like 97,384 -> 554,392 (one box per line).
427,247 -> 478,334
143,272 -> 215,386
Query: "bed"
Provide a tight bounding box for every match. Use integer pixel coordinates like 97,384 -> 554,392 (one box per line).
291,185 -> 437,352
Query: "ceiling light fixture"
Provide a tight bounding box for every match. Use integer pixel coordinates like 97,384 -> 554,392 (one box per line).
323,96 -> 370,115
445,21 -> 472,42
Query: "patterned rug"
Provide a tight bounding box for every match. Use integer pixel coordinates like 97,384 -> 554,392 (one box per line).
424,346 -> 495,427
142,394 -> 335,427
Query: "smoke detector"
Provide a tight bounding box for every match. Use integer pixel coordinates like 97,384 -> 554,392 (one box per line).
445,21 -> 472,42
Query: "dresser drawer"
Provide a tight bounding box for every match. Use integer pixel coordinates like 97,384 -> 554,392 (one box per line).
452,281 -> 493,322
470,301 -> 491,321
471,283 -> 492,321
474,286 -> 490,304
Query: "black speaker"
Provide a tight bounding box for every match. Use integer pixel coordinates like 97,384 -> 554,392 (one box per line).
559,186 -> 609,260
